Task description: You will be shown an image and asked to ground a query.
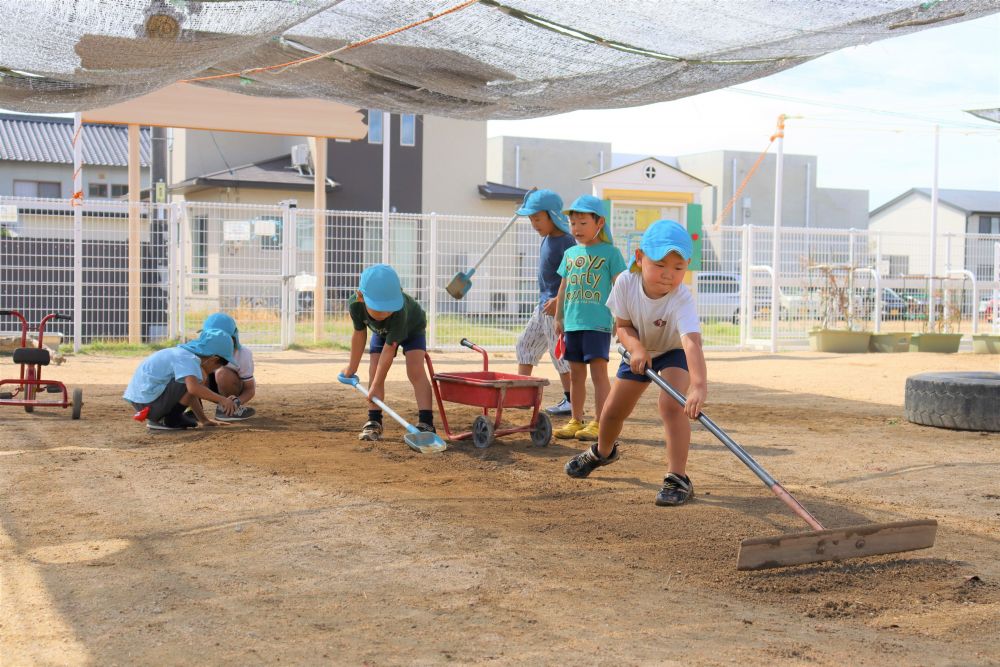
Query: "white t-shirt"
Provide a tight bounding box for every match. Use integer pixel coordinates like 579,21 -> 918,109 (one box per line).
605,272 -> 701,357
228,346 -> 255,381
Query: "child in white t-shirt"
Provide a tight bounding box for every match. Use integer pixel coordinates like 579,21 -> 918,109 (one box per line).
564,219 -> 707,507
201,312 -> 256,421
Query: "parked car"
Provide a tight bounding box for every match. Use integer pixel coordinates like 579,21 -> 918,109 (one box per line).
693,272 -> 786,324
859,287 -> 909,320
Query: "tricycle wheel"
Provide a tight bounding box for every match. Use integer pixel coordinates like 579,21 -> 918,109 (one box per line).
24,404 -> 34,413
472,415 -> 494,449
530,412 -> 552,447
71,388 -> 83,420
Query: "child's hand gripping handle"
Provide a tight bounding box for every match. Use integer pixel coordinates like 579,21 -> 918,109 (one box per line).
337,373 -> 360,386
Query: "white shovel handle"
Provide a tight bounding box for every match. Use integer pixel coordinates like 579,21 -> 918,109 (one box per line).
338,373 -> 420,434
467,212 -> 519,275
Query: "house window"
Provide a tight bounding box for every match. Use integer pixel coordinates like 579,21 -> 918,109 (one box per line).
400,114 -> 416,146
13,180 -> 61,198
111,184 -> 129,198
368,109 -> 384,144
192,216 -> 208,294
88,183 -> 110,198
978,215 -> 1000,234
886,255 -> 909,278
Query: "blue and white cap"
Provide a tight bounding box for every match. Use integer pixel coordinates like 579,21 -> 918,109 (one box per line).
358,264 -> 404,312
516,189 -> 570,234
180,328 -> 234,364
630,219 -> 692,272
565,195 -> 613,243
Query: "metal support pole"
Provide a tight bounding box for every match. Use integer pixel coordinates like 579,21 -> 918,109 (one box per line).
72,114 -> 83,352
312,137 -> 327,342
993,243 -> 1000,334
128,123 -> 141,344
381,111 -> 391,264
769,115 -> 785,353
429,212 -> 439,349
928,125 -> 940,330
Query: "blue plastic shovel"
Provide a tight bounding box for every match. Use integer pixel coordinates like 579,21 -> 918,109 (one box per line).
445,212 -> 519,300
337,373 -> 447,454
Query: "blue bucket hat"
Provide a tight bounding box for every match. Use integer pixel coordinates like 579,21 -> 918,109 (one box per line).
565,195 -> 613,243
630,219 -> 692,272
202,312 -> 240,349
516,189 -> 570,234
180,328 -> 234,364
358,264 -> 404,312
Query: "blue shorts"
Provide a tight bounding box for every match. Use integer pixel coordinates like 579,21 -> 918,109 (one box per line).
563,330 -> 611,363
370,332 -> 427,355
616,348 -> 688,382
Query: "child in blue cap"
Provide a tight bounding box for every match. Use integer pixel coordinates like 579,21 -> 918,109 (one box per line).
553,195 -> 628,442
341,264 -> 434,441
564,219 -> 706,507
514,189 -> 575,415
201,312 -> 256,421
123,328 -> 238,430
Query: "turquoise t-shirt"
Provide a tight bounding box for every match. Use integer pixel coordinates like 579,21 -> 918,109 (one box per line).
122,346 -> 203,405
557,243 -> 628,333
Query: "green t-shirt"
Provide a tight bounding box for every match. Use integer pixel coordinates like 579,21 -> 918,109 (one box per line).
349,292 -> 427,345
557,243 -> 627,333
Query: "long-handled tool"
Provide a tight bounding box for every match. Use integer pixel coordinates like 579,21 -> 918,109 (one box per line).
337,374 -> 447,454
618,346 -> 937,571
445,212 -> 519,300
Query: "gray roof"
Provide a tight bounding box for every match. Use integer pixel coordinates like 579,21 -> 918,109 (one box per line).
0,113 -> 150,167
872,188 -> 1000,217
171,156 -> 338,193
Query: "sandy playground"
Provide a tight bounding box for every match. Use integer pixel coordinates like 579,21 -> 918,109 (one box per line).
1,348 -> 999,666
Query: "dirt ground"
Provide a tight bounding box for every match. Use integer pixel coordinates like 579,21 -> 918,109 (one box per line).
2,348 -> 998,666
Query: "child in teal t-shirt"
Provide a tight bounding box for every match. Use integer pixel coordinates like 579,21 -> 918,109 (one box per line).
554,195 -> 627,442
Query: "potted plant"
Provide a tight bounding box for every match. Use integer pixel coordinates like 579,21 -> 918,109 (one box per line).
972,295 -> 1000,353
807,264 -> 871,353
909,282 -> 962,353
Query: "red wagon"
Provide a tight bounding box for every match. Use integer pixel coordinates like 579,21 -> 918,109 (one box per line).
0,310 -> 82,418
426,338 -> 552,449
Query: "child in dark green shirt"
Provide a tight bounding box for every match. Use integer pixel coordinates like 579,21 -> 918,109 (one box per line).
341,264 -> 434,441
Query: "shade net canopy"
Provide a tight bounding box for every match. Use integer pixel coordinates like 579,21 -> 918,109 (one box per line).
2,0 -> 998,119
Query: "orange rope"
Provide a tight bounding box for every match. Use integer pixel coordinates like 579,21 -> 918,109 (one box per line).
711,116 -> 785,231
182,0 -> 482,84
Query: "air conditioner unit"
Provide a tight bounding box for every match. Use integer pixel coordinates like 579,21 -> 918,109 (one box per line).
291,144 -> 311,168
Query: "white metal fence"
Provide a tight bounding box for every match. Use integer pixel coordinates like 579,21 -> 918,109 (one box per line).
3,196 -> 999,351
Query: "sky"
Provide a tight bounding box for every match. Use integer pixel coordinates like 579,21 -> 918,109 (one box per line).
488,13 -> 1000,210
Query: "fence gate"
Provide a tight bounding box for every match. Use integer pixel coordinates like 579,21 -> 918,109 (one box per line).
179,202 -> 297,349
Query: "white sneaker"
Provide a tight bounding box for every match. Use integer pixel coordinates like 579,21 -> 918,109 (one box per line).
544,397 -> 572,416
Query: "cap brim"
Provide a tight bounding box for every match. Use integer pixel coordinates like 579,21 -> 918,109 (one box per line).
364,295 -> 404,312
644,243 -> 690,261
516,206 -> 538,216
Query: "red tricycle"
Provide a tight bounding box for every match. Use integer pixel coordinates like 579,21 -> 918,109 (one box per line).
0,310 -> 82,419
426,338 -> 551,449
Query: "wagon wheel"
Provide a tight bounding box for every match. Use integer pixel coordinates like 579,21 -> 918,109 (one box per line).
71,388 -> 83,420
530,412 -> 552,447
24,365 -> 36,413
472,415 -> 494,449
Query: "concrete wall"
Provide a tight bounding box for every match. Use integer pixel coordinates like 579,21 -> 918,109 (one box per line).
869,194 -> 967,275
677,150 -> 867,231
180,187 -> 311,207
0,161 -> 148,199
422,117 -> 510,217
171,129 -> 302,185
489,136 -> 611,203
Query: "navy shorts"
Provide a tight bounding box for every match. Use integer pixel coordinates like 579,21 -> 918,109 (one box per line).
370,332 -> 427,355
130,379 -> 187,421
563,330 -> 611,363
616,348 -> 688,382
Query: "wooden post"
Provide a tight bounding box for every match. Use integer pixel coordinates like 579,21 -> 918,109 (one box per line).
128,124 -> 141,344
310,137 -> 327,342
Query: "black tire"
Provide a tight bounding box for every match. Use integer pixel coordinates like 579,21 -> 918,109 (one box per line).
472,415 -> 494,449
904,372 -> 1000,432
530,413 -> 552,447
71,387 -> 83,420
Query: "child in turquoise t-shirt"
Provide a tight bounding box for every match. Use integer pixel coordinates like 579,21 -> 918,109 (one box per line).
554,195 -> 628,442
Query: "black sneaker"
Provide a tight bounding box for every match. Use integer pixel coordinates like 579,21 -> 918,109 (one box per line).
358,420 -> 383,441
564,442 -> 620,479
164,412 -> 198,429
415,422 -> 436,433
655,473 -> 694,506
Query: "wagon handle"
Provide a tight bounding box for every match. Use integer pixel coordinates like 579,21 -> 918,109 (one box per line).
460,338 -> 488,372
